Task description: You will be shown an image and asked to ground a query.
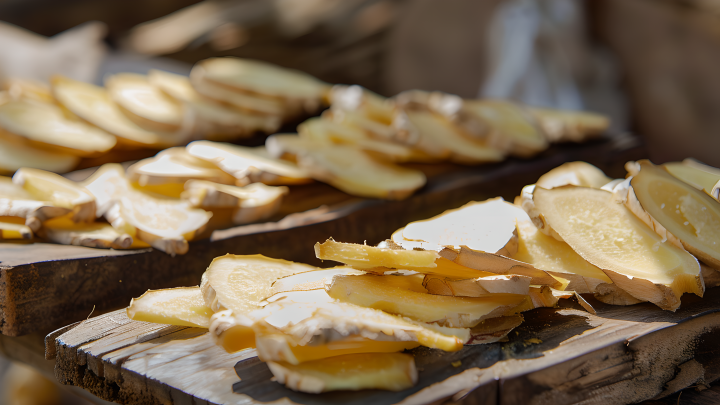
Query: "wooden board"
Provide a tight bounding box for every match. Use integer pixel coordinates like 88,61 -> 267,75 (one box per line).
1,135 -> 643,337
51,285 -> 720,405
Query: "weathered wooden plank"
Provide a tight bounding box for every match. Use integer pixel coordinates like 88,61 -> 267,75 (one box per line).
2,135 -> 644,337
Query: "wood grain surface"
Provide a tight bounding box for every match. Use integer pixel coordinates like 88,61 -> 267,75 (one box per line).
1,135 -> 643,337
52,285 -> 720,405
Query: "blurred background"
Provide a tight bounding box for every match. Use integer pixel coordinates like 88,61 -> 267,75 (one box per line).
1,0 -> 720,403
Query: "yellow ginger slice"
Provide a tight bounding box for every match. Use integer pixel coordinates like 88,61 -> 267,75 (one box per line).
315,239 -> 439,269
0,176 -> 70,230
0,216 -> 32,239
190,75 -> 286,117
13,168 -> 95,223
468,315 -> 524,345
0,137 -> 78,175
200,254 -> 317,313
40,217 -> 132,249
533,186 -> 702,310
0,98 -> 116,157
326,274 -> 528,327
128,287 -> 213,328
5,78 -> 54,103
186,141 -> 311,186
463,100 -> 548,157
127,148 -> 236,198
267,353 -> 417,393
626,160 -> 720,269
664,159 -> 720,197
182,181 -> 287,224
536,161 -> 613,190
400,198 -> 525,256
511,218 -> 612,294
423,274 -> 532,297
106,73 -> 184,131
328,85 -> 394,124
295,144 -> 427,200
270,267 -> 365,295
51,76 -> 188,149
527,107 -> 609,143
324,109 -> 401,144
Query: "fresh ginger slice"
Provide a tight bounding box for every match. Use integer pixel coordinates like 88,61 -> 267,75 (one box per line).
0,216 -> 32,239
468,315 -> 524,345
106,73 -> 184,131
13,168 -> 95,223
40,217 -> 132,249
533,185 -> 702,310
0,98 -> 116,156
182,180 -> 288,220
0,137 -> 79,175
186,141 -> 311,186
315,239 -> 439,269
536,161 -> 613,190
511,218 -> 612,294
463,100 -> 548,158
51,76 -> 188,149
296,144 -> 427,200
80,164 -> 131,217
267,353 -> 417,393
326,274 -> 528,328
400,198 -> 525,256
190,75 -> 286,117
328,85 -> 394,124
201,254 -> 317,313
664,159 -> 720,197
127,287 -> 213,328
526,107 -> 609,143
325,109 -> 401,144
270,267 -> 365,295
627,160 -> 720,269
0,176 -> 70,230
422,274 -> 532,297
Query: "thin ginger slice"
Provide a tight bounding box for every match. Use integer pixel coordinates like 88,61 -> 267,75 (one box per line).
270,267 -> 365,295
627,160 -> 720,269
267,353 -> 417,393
0,137 -> 79,175
0,176 -> 70,231
190,74 -> 286,117
315,239 -> 439,269
422,273 -> 532,297
127,287 -> 213,328
526,107 -> 609,143
0,98 -> 116,156
0,216 -> 32,239
5,78 -> 54,104
328,85 -> 394,125
326,273 -> 528,328
536,161 -> 613,190
13,168 -> 95,223
106,73 -> 184,131
182,180 -> 288,224
533,185 -> 702,311
663,159 -> 720,198
40,216 -> 132,249
468,315 -> 524,345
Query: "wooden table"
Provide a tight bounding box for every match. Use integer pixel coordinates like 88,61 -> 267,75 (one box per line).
0,134 -> 644,337
50,286 -> 720,405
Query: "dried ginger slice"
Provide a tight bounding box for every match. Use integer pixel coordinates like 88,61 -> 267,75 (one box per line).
13,168 -> 95,223
422,274 -> 532,297
0,136 -> 79,175
270,267 -> 364,295
0,216 -> 32,239
182,180 -> 288,225
0,176 -> 70,231
315,239 -> 438,269
663,159 -> 720,196
526,107 -> 609,143
536,161 -> 613,190
127,287 -> 213,328
106,73 -> 185,131
533,185 -> 702,310
40,216 -> 132,249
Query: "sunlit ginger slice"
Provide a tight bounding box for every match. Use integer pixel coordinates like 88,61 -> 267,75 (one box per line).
324,109 -> 402,145
467,315 -> 524,345
326,274 -> 528,327
533,185 -> 702,310
295,144 -> 426,200
663,159 -> 720,198
13,168 -> 95,223
106,73 -> 185,132
0,137 -> 79,175
5,78 -> 54,104
526,107 -> 609,143
190,74 -> 286,117
127,287 -> 213,328
186,140 -> 312,186
270,267 -> 365,295
328,85 -> 394,125
0,176 -> 70,231
267,353 -> 417,393
0,98 -> 116,156
51,76 -> 189,149
626,160 -> 720,269
0,216 -> 32,239
536,161 -> 613,190
422,274 -> 532,297
315,239 -> 439,269
40,216 -> 132,249
182,180 -> 288,225
511,218 -> 612,294
127,148 -> 236,198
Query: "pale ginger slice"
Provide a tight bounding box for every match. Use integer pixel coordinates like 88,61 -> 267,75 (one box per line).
0,216 -> 32,239
186,141 -> 312,186
270,267 -> 365,295
462,100 -> 548,158
40,217 -> 132,249
0,98 -> 116,156
127,148 -> 236,198
51,76 -> 188,149
422,274 -> 532,297
267,353 -> 417,393
5,78 -> 54,103
536,161 -> 613,190
106,73 -> 185,132
324,109 -> 402,144
664,159 -> 720,197
295,144 -> 427,200
627,160 -> 720,269
511,218 -> 612,294
190,75 -> 286,117
468,315 -> 524,345
315,239 -> 439,269
0,176 -> 70,230
127,287 -> 213,328
80,164 -> 131,217
328,85 -> 394,124
526,107 -> 609,143
201,254 -> 317,313
0,137 -> 79,175
182,180 -> 288,224
13,168 -> 95,223
326,274 -> 528,328
400,198 -> 525,257
533,186 -> 702,311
